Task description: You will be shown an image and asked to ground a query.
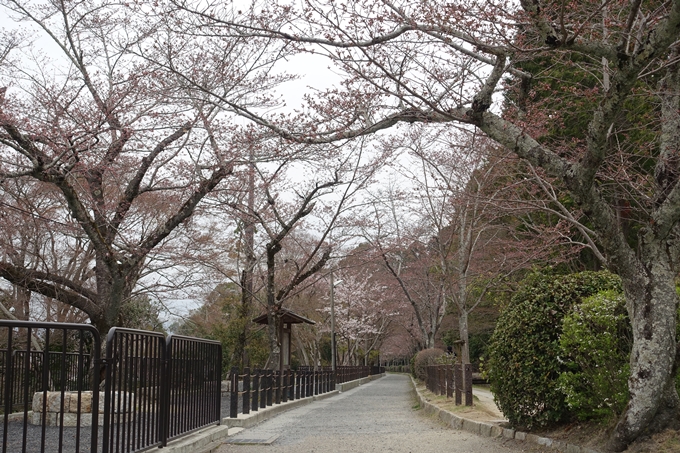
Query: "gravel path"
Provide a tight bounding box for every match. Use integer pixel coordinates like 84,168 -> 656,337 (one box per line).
217,374 -> 527,453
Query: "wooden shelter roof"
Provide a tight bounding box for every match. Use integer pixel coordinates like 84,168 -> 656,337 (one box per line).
252,308 -> 316,325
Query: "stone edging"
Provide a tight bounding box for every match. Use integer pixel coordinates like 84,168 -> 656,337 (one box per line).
410,377 -> 601,453
162,373 -> 386,453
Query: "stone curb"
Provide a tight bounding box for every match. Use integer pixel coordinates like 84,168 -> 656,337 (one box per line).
410,377 -> 601,453
337,373 -> 384,392
163,425 -> 231,453
163,373 -> 386,452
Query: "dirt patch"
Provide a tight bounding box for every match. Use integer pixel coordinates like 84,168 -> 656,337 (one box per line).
621,429 -> 680,453
415,384 -> 505,422
525,421 -> 680,452
530,422 -> 610,452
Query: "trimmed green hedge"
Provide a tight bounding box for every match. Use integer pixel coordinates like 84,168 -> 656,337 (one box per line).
487,270 -> 621,429
558,290 -> 631,420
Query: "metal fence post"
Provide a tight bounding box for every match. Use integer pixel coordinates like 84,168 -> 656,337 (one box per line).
442,365 -> 446,396
446,365 -> 453,399
266,370 -> 273,406
230,367 -> 239,418
252,369 -> 260,412
275,370 -> 281,405
260,370 -> 267,409
160,333 -> 171,447
295,370 -> 301,400
243,368 -> 251,414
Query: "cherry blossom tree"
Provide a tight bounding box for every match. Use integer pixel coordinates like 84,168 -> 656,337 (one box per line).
356,126 -> 575,358
222,134 -> 383,368
176,0 -> 680,447
0,0 -> 288,334
319,272 -> 393,366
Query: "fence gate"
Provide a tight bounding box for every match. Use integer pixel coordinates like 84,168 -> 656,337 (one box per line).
102,327 -> 166,453
164,334 -> 222,444
103,328 -> 222,453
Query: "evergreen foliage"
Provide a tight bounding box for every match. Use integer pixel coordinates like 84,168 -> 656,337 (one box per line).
487,270 -> 621,429
558,290 -> 631,420
172,283 -> 268,377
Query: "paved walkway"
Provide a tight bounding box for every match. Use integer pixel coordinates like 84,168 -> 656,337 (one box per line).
216,374 -> 527,453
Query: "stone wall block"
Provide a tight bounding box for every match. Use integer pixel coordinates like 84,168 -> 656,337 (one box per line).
502,428 -> 515,439
46,392 -> 70,413
68,391 -> 93,413
32,392 -> 44,413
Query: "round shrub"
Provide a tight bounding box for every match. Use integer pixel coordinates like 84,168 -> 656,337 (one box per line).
558,290 -> 631,421
487,270 -> 621,429
411,348 -> 445,381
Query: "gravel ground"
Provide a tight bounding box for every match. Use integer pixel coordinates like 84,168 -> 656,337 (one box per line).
0,421 -> 104,453
0,396 -> 232,453
217,374 -> 530,453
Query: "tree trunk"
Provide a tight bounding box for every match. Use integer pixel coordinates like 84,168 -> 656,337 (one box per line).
92,256 -> 141,336
294,332 -> 310,366
425,331 -> 435,349
234,153 -> 257,372
458,310 -> 470,364
607,246 -> 680,451
265,242 -> 281,369
265,312 -> 280,370
13,286 -> 30,320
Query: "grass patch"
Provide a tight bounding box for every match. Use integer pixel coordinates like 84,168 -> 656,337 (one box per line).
417,382 -> 489,413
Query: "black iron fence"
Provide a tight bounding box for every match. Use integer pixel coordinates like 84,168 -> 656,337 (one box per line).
0,350 -> 93,413
227,367 -> 332,417
228,365 -> 385,418
0,320 -> 101,453
102,328 -> 222,453
102,327 -> 166,453
424,364 -> 473,406
335,366 -> 374,384
300,365 -> 383,384
0,321 -> 221,453
164,334 -> 221,443
1,319 -> 385,450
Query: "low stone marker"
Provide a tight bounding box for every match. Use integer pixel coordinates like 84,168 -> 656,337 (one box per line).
31,391 -> 135,427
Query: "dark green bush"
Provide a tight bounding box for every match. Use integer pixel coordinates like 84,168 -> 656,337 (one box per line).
558,290 -> 631,420
558,288 -> 680,421
411,348 -> 445,381
487,270 -> 621,429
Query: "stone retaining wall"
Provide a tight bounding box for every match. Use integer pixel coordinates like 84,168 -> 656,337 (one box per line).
31,391 -> 135,427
